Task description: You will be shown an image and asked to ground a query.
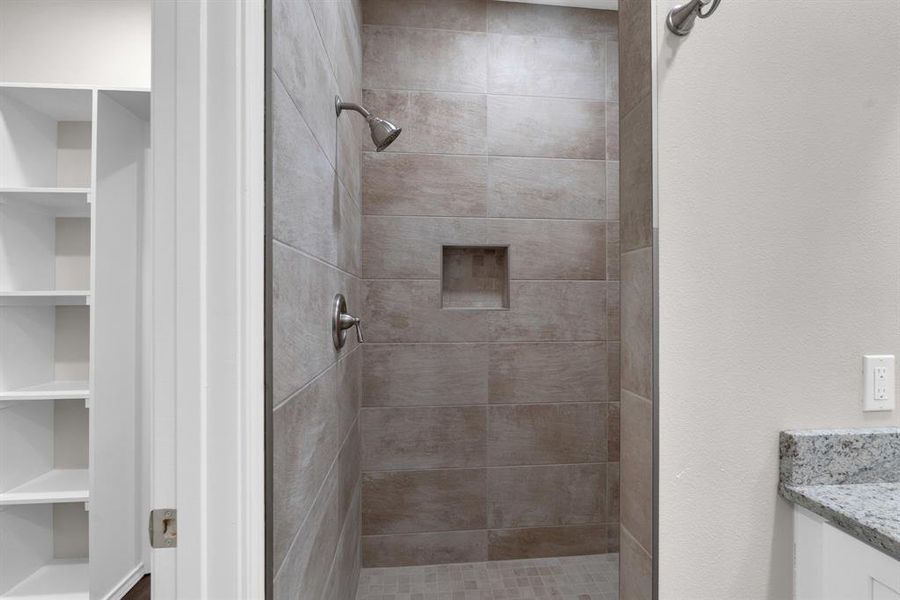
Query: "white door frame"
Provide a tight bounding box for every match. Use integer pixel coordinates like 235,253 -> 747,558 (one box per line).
150,1 -> 265,598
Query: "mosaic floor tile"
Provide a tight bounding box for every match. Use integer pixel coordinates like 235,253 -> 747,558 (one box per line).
355,553 -> 618,600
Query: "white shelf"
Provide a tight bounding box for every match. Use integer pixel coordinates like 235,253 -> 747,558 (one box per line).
0,85 -> 93,122
0,188 -> 91,216
0,560 -> 88,600
0,469 -> 89,505
0,291 -> 90,306
0,381 -> 89,402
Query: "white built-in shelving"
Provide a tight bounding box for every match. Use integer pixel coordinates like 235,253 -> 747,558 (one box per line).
0,381 -> 89,402
0,82 -> 150,599
0,469 -> 89,505
1,560 -> 89,600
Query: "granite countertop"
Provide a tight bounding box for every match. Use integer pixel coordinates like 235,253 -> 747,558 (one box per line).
779,428 -> 900,561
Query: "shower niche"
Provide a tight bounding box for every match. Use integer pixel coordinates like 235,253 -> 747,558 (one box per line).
440,246 -> 509,310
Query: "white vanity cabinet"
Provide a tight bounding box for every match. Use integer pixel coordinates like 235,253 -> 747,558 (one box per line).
794,505 -> 900,600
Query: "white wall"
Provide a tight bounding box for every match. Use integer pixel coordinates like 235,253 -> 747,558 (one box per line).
0,0 -> 150,88
655,1 -> 900,598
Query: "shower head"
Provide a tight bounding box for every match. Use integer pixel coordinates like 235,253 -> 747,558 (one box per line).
335,96 -> 402,152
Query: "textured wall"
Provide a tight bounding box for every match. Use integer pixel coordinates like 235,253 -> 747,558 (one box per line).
655,1 -> 900,598
270,1 -> 364,598
359,0 -> 620,567
0,0 -> 150,88
617,0 -> 653,598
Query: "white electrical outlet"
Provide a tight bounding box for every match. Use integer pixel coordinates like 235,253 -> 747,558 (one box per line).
863,355 -> 895,412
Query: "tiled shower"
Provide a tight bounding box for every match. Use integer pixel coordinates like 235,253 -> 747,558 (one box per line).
271,0 -> 652,598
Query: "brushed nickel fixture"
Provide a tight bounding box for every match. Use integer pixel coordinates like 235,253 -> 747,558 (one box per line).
667,0 -> 722,36
335,95 -> 402,151
332,293 -> 363,350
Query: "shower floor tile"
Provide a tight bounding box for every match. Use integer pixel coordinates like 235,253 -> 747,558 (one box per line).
355,553 -> 618,600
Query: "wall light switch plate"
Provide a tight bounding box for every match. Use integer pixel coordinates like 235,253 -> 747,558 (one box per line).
863,355 -> 895,412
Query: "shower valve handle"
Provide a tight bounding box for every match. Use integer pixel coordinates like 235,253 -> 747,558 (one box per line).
332,293 -> 363,349
339,313 -> 364,343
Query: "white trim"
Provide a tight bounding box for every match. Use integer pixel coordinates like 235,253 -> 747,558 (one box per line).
150,1 -> 265,598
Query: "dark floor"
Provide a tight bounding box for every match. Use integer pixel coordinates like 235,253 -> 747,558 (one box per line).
123,575 -> 151,600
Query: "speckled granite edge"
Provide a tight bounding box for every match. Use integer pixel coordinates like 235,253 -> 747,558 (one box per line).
779,427 -> 900,486
780,482 -> 900,561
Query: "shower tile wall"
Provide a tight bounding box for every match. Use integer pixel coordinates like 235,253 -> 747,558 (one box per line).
271,1 -> 364,599
359,0 -> 620,568
618,0 -> 654,599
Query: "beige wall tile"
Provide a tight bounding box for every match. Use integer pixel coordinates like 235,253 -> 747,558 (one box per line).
607,101 -> 620,160
607,221 -> 621,281
607,461 -> 620,522
487,464 -> 606,528
273,464 -> 341,600
273,77 -> 361,276
487,2 -> 617,39
335,347 -> 362,442
363,279 -> 492,342
337,112 -> 364,204
363,343 -> 489,406
273,0 -> 339,166
272,243 -> 361,403
620,525 -> 652,600
362,0 -> 487,32
607,522 -> 621,553
488,33 -> 605,100
607,160 -> 620,220
491,281 -> 607,341
608,342 -> 621,402
494,219 -> 605,280
488,342 -> 608,404
338,421 -> 361,525
324,486 -> 362,600
362,530 -> 488,567
363,469 -> 487,534
488,95 -> 606,159
363,25 -> 487,93
349,1 -> 621,567
620,391 -> 652,553
607,38 -> 619,102
272,369 -> 339,570
618,0 -> 651,119
487,157 -> 605,220
362,216 -> 604,280
361,406 -> 487,470
608,402 -> 621,462
362,216 -> 487,279
621,95 -> 653,252
487,525 -> 606,561
363,90 -> 487,154
363,152 -> 489,217
608,281 -> 621,340
487,403 -> 607,466
310,0 -> 362,105
621,247 -> 652,398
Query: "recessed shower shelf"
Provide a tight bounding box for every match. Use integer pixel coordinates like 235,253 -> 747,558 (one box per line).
441,246 -> 510,309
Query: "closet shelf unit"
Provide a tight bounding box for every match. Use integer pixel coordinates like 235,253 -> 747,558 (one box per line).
0,82 -> 149,600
